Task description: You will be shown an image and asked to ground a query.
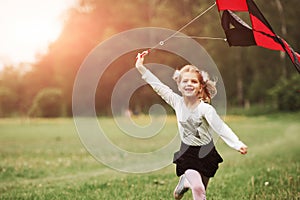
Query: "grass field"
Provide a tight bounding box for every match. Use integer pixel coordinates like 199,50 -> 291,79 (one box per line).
0,112 -> 299,200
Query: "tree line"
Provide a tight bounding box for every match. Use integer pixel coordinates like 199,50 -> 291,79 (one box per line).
0,0 -> 299,117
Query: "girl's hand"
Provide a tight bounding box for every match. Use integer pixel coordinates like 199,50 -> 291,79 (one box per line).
135,50 -> 149,68
239,146 -> 248,155
135,50 -> 149,74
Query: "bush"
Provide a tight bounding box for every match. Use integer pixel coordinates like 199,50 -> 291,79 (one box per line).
0,87 -> 18,117
29,88 -> 65,117
269,74 -> 300,111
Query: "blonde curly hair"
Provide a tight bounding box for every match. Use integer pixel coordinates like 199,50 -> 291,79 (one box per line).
173,65 -> 217,103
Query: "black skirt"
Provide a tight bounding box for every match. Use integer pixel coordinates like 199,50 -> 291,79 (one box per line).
173,141 -> 223,177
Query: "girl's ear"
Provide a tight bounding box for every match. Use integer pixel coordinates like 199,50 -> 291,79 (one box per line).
173,70 -> 180,82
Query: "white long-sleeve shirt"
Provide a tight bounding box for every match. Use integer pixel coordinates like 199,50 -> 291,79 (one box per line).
141,69 -> 245,151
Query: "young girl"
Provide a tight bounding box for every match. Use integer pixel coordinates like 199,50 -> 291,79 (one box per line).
135,51 -> 248,200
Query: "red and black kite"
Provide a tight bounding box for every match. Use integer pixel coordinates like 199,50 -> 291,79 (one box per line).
216,0 -> 300,73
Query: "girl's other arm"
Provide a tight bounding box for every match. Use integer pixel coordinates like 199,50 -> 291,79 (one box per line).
204,104 -> 248,154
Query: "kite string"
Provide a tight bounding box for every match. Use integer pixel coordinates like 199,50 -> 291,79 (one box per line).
150,2 -> 217,50
173,35 -> 226,41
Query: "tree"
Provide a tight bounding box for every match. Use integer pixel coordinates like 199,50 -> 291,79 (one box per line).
0,87 -> 18,117
28,88 -> 65,117
2,0 -> 298,116
269,74 -> 300,111
0,66 -> 22,116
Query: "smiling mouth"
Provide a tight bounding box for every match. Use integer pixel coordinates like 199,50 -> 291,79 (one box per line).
184,87 -> 194,91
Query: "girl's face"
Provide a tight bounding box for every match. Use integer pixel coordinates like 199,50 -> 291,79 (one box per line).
178,72 -> 201,97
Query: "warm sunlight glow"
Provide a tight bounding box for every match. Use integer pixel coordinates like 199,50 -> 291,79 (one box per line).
0,0 -> 77,70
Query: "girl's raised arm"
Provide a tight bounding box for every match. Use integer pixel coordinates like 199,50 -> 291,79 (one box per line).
134,51 -> 180,110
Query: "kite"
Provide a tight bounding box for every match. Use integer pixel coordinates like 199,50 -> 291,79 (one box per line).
216,0 -> 300,73
146,0 -> 299,73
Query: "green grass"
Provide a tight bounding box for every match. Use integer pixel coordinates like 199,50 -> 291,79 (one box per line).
0,113 -> 299,200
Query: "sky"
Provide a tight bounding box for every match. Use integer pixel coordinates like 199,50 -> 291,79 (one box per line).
0,0 -> 78,70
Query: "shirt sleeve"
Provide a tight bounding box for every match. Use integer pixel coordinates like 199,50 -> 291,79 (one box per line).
203,103 -> 246,150
141,69 -> 180,109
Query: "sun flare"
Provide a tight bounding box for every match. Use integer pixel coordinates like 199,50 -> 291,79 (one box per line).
0,0 -> 77,69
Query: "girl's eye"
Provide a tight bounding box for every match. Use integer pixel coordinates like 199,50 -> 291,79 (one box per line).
182,79 -> 199,84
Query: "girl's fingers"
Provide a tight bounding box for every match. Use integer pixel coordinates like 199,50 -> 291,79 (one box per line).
137,50 -> 149,59
136,50 -> 149,61
140,50 -> 149,57
239,146 -> 248,154
136,50 -> 150,60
